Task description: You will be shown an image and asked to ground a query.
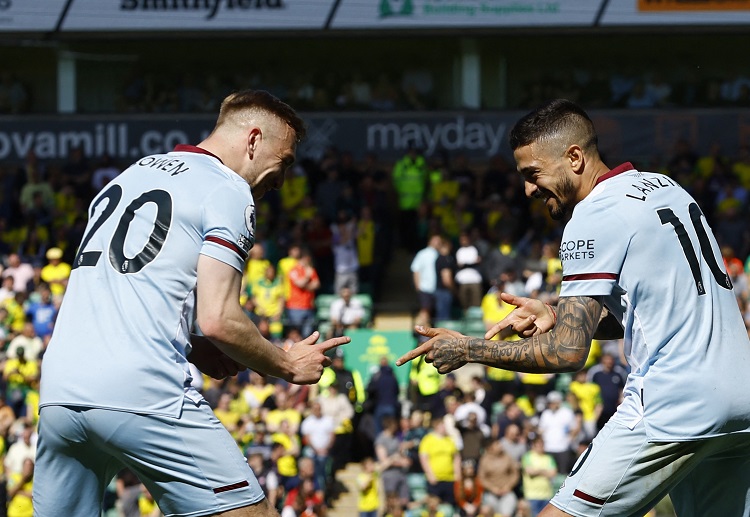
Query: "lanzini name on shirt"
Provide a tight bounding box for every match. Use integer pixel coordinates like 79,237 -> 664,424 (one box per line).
625,175 -> 677,201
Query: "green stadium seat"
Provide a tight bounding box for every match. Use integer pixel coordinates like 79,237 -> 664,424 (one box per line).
407,473 -> 427,502
464,319 -> 488,337
353,293 -> 373,308
353,293 -> 374,326
434,319 -> 465,333
464,305 -> 484,321
314,294 -> 337,322
316,321 -> 332,342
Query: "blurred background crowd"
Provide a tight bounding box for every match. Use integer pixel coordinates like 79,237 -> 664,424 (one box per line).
1,121 -> 750,516
5,64 -> 750,115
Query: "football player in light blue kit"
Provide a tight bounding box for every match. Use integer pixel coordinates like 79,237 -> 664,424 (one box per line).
398,99 -> 750,516
34,90 -> 350,517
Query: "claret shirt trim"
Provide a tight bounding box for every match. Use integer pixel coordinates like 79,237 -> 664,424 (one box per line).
173,144 -> 224,165
205,235 -> 248,262
595,162 -> 635,186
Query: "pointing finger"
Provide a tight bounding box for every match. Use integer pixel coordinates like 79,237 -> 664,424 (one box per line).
396,341 -> 433,367
484,322 -> 503,340
499,292 -> 522,306
297,331 -> 320,347
414,325 -> 438,338
317,335 -> 351,352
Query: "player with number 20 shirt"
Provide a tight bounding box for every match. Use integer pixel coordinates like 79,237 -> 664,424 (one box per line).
35,90 -> 348,517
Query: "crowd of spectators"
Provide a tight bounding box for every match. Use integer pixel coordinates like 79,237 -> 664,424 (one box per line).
6,64 -> 750,114
116,67 -> 750,113
116,69 -> 436,114
1,130 -> 750,516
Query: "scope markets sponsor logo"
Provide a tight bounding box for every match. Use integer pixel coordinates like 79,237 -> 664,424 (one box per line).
0,124 -> 210,162
367,116 -> 506,156
120,0 -> 285,21
559,239 -> 595,261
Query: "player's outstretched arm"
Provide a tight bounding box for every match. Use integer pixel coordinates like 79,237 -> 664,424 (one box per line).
396,295 -> 602,375
195,255 -> 349,384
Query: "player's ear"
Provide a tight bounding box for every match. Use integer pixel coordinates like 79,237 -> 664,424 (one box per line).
567,144 -> 584,174
247,127 -> 262,159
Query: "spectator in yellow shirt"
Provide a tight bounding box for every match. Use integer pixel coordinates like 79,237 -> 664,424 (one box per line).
419,415 -> 461,506
4,347 -> 39,417
568,369 -> 602,440
277,243 -> 301,301
40,247 -> 70,300
357,456 -> 380,517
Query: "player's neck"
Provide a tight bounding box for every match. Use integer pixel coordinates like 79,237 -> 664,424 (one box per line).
580,158 -> 611,201
197,135 -> 247,181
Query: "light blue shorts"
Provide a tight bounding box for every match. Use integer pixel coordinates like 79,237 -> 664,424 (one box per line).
33,398 -> 265,517
551,418 -> 750,517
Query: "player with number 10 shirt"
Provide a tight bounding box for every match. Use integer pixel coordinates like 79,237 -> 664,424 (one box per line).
397,99 -> 750,517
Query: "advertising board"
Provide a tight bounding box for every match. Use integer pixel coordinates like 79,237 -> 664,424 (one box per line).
1,110 -> 749,166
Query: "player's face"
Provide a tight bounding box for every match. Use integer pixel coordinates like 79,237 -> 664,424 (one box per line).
248,125 -> 297,199
514,142 -> 577,220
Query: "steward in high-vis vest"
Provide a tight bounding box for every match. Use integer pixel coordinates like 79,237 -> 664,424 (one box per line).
392,146 -> 428,251
392,149 -> 428,212
319,351 -> 365,473
319,352 -> 365,413
409,353 -> 441,414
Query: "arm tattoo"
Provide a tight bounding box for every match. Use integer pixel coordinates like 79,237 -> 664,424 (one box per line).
463,296 -> 602,373
432,337 -> 471,372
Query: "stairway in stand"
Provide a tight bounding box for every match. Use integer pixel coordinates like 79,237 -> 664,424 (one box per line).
374,246 -> 416,315
327,462 -> 364,517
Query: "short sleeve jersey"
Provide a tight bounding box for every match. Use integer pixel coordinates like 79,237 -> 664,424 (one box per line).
559,162 -> 750,440
419,432 -> 457,481
40,146 -> 256,417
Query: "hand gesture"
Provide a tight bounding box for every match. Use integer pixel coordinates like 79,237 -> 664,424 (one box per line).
395,326 -> 469,374
484,293 -> 555,340
285,332 -> 351,384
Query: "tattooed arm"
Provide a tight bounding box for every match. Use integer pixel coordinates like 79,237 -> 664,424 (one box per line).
396,295 -> 604,375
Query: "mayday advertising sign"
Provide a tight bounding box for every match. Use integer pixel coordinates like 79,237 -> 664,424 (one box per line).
61,0 -> 335,31
331,0 -> 602,28
2,110 -> 750,165
0,0 -> 68,32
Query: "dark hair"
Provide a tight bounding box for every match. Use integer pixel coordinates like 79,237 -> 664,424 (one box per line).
509,98 -> 597,154
217,89 -> 306,142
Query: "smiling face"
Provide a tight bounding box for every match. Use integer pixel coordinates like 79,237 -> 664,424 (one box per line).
514,141 -> 578,220
509,99 -> 602,219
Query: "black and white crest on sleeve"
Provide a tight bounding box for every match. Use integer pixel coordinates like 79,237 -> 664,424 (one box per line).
244,204 -> 256,239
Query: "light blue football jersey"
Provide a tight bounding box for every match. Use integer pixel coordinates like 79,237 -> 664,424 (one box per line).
40,146 -> 255,417
560,162 -> 750,440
